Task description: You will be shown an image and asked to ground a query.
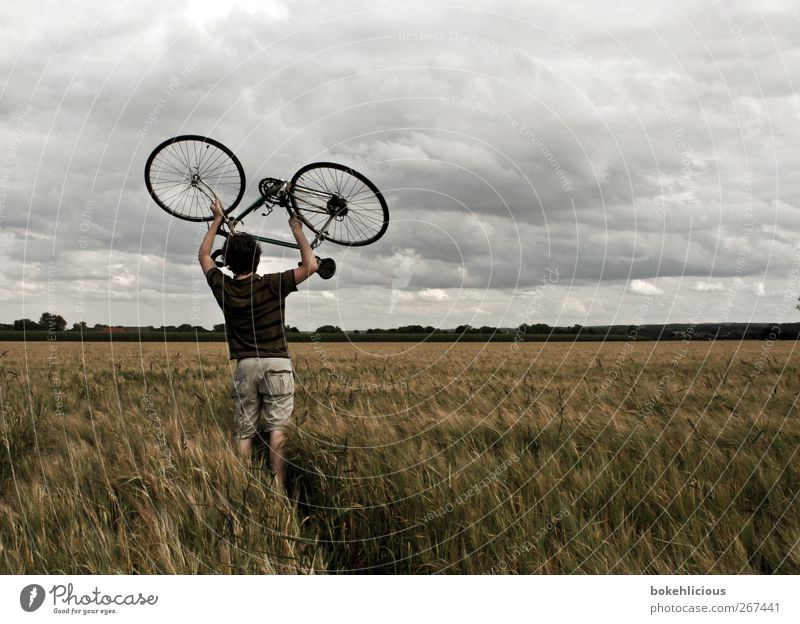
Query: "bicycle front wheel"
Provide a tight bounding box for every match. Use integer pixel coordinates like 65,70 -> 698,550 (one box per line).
290,162 -> 389,246
144,135 -> 245,222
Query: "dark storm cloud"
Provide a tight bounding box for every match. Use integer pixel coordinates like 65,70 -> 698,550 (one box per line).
2,0 -> 799,327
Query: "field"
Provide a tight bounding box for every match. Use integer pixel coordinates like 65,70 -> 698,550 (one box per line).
0,339 -> 798,574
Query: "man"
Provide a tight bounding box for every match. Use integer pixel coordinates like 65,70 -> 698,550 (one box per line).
198,199 -> 318,490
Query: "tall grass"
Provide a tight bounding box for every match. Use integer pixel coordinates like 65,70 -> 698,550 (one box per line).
0,340 -> 798,573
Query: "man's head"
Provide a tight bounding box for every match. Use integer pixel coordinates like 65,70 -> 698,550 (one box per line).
222,233 -> 261,276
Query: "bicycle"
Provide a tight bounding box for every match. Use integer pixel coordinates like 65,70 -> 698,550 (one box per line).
144,135 -> 390,279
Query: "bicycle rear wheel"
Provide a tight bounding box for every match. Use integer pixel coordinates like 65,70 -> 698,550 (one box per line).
144,135 -> 245,222
290,162 -> 389,246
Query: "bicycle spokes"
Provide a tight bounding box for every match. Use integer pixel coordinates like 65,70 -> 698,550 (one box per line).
290,163 -> 388,246
144,136 -> 245,222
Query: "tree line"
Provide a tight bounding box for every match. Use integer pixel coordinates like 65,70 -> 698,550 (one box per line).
4,313 -> 800,341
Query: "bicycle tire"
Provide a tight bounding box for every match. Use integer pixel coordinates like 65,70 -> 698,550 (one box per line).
144,135 -> 245,222
289,162 -> 389,246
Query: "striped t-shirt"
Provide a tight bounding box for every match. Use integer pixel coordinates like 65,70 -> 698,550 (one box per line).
205,267 -> 297,360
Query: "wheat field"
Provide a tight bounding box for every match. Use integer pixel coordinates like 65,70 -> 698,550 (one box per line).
0,339 -> 798,574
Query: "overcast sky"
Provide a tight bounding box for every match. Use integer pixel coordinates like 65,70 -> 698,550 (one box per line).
1,0 -> 799,330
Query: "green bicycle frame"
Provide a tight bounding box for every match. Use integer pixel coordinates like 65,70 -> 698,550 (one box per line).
219,185 -> 335,250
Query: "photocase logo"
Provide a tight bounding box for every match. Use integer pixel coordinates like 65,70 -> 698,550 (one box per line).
20,584 -> 45,612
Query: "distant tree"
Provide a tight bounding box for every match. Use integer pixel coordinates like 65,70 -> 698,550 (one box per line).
71,321 -> 88,332
455,324 -> 472,334
213,323 -> 225,332
528,323 -> 550,333
398,325 -> 425,333
316,325 -> 343,333
285,325 -> 300,333
39,312 -> 67,331
14,318 -> 42,331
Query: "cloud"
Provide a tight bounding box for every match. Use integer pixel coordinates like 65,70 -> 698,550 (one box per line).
3,0 -> 799,327
692,281 -> 725,292
628,279 -> 663,296
418,288 -> 449,301
560,297 -> 587,315
751,282 -> 766,297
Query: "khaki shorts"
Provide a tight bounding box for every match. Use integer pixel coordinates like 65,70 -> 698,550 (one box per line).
230,357 -> 294,438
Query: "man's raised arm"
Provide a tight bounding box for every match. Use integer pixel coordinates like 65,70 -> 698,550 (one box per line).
291,216 -> 318,285
198,199 -> 224,275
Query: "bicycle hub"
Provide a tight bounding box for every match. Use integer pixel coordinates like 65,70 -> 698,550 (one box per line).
327,194 -> 348,218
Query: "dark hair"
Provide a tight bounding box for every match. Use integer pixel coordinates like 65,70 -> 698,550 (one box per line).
222,233 -> 261,275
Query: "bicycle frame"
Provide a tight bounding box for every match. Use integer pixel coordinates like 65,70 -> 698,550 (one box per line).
199,179 -> 336,250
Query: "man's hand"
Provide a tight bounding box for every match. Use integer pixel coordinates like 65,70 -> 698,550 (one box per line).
211,199 -> 224,221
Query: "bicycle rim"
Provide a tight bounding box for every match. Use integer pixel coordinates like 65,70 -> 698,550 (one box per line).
290,162 -> 389,246
144,135 -> 245,222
